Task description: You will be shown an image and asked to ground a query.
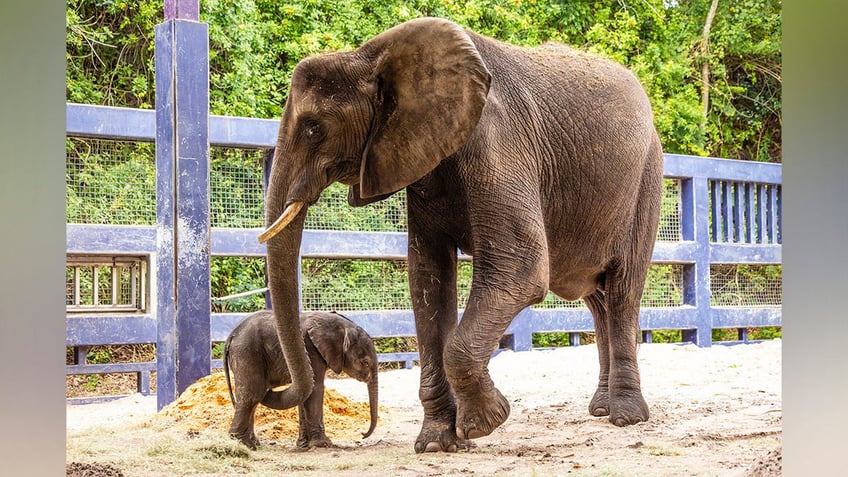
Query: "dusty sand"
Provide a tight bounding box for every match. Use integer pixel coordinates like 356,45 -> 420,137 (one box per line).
67,339 -> 781,476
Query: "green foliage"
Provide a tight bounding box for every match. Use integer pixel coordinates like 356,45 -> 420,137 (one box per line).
66,0 -> 781,160
301,258 -> 411,311
713,326 -> 781,342
210,257 -> 267,312
649,329 -> 683,344
307,183 -> 407,232
212,342 -> 226,359
66,138 -> 156,225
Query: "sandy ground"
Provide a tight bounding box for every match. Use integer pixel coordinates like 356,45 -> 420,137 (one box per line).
67,340 -> 781,476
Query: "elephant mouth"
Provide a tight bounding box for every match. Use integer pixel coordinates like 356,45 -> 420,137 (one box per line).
258,200 -> 304,243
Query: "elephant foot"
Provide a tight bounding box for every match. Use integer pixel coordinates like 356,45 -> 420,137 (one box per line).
608,389 -> 649,427
229,431 -> 259,450
414,415 -> 474,453
455,385 -> 510,440
296,434 -> 335,449
589,385 -> 610,417
589,385 -> 649,426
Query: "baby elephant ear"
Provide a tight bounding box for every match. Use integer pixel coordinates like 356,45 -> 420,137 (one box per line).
306,323 -> 348,374
358,17 -> 491,199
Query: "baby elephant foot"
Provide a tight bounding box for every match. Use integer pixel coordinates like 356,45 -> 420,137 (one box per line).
296,434 -> 335,449
414,416 -> 473,453
455,386 -> 510,440
229,431 -> 259,450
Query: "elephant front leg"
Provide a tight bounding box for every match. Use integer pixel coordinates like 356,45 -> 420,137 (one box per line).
443,294 -> 522,441
408,231 -> 471,453
443,237 -> 549,441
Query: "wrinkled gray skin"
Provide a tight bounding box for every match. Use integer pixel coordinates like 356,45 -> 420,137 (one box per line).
262,18 -> 663,454
223,310 -> 378,449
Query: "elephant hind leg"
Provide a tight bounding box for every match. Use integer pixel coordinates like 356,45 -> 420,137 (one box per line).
585,289 -> 611,417
587,261 -> 650,427
229,401 -> 260,449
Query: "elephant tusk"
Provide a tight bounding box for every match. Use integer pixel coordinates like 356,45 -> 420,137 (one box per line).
258,201 -> 304,243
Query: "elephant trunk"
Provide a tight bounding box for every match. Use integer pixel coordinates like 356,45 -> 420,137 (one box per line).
362,369 -> 378,438
261,183 -> 314,410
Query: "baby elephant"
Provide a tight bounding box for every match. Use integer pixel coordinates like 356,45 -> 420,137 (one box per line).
223,310 -> 378,449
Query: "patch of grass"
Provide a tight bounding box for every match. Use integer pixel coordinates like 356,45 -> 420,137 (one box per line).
642,445 -> 682,457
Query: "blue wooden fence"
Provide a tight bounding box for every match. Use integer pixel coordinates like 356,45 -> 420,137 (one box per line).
65,102 -> 782,404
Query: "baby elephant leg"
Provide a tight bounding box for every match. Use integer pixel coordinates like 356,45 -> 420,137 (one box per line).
229,401 -> 260,450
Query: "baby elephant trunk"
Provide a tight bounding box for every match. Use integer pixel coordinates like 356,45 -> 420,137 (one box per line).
363,373 -> 378,438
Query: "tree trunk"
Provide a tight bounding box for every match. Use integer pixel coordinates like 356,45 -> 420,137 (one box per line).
700,0 -> 720,130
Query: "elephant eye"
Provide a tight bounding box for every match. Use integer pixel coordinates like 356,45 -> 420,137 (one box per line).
303,122 -> 322,140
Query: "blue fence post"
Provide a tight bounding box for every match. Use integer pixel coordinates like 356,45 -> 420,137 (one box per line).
680,176 -> 713,346
154,0 -> 211,410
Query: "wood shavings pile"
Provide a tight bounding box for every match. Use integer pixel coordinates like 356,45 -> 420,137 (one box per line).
157,373 -> 374,443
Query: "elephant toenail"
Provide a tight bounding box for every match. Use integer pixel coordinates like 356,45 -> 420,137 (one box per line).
424,442 -> 442,452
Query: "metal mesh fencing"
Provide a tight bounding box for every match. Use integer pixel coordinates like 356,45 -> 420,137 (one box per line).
210,147 -> 266,228
710,264 -> 782,306
66,138 -> 156,225
210,256 -> 268,313
302,259 -> 683,312
640,264 -> 684,307
532,264 -> 684,309
301,258 -> 411,311
66,139 -> 268,228
657,179 -> 682,242
305,183 -> 407,232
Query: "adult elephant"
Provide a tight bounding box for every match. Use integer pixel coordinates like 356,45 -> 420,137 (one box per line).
259,17 -> 663,453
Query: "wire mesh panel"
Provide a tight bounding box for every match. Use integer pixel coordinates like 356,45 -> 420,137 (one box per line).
709,180 -> 782,244
210,256 -> 268,313
710,264 -> 782,307
66,255 -> 148,313
301,258 -> 411,311
305,183 -> 407,232
657,179 -> 682,242
640,264 -> 684,307
531,264 -> 684,309
210,147 -> 266,228
66,138 -> 156,225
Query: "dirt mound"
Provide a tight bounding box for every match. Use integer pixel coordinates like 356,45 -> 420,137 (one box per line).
157,373 -> 374,442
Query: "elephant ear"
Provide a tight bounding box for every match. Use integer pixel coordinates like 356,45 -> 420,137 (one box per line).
356,17 -> 492,199
306,322 -> 349,374
347,183 -> 396,207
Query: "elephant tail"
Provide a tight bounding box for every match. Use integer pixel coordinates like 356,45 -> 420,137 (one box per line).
223,335 -> 236,408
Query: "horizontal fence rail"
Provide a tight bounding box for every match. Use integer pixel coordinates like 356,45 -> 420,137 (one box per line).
65,103 -> 781,403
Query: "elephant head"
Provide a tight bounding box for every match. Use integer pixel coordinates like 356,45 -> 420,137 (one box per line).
304,312 -> 380,438
258,18 -> 491,410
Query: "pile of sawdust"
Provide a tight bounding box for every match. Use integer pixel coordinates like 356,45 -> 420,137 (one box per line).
157,373 -> 374,442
